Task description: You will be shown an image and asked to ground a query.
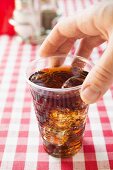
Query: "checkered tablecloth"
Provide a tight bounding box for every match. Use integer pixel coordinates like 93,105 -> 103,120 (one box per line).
0,0 -> 113,170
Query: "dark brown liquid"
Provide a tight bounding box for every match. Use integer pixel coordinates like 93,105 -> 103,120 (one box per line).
29,66 -> 88,157
29,66 -> 88,88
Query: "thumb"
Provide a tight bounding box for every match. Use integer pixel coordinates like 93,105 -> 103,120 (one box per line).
80,36 -> 113,104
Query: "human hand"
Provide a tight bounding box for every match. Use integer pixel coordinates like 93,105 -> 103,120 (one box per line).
39,1 -> 113,104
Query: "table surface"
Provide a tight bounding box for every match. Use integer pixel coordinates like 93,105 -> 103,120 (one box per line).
0,0 -> 113,170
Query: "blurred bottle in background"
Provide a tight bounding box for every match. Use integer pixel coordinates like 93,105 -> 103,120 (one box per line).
11,0 -> 42,44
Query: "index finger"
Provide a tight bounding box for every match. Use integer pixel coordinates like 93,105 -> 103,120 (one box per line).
39,17 -> 85,57
39,8 -> 100,57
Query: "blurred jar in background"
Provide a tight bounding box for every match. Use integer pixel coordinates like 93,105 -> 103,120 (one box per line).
0,0 -> 15,35
9,0 -> 61,44
41,0 -> 58,31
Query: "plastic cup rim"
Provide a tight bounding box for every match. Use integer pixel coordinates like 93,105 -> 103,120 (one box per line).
25,55 -> 94,92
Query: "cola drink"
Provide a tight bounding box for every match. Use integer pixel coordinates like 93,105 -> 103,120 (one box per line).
28,65 -> 88,157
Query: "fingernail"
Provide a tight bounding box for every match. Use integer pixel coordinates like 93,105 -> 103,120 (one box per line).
81,85 -> 101,104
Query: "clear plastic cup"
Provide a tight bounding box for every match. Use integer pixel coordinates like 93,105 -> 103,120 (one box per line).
26,55 -> 93,158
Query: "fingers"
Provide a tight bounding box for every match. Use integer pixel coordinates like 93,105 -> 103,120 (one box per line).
39,17 -> 80,66
80,34 -> 113,104
39,25 -> 67,56
39,17 -> 83,57
49,56 -> 65,67
57,37 -> 76,54
39,2 -> 112,58
39,12 -> 100,57
77,36 -> 105,58
48,38 -> 76,67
